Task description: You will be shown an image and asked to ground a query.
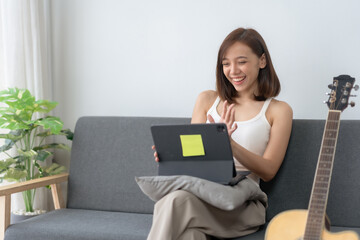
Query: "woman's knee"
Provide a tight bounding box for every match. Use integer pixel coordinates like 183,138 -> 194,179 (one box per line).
155,190 -> 196,210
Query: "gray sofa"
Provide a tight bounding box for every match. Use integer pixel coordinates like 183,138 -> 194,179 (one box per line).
3,116 -> 360,240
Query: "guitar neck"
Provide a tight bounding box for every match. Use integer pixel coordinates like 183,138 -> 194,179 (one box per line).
304,110 -> 341,239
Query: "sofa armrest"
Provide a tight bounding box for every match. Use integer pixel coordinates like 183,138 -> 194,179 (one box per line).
0,173 -> 69,240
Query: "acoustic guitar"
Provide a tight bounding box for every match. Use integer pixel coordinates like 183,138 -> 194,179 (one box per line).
265,75 -> 359,240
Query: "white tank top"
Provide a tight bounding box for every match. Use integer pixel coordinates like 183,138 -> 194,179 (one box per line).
206,97 -> 272,185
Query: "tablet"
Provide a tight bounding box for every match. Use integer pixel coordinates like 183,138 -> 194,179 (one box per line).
150,123 -> 235,184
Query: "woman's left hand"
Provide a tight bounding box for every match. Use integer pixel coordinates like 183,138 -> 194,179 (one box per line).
207,100 -> 237,137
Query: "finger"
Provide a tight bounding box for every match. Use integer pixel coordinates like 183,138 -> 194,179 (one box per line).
221,100 -> 228,120
232,123 -> 238,132
229,123 -> 238,136
225,103 -> 235,123
230,105 -> 236,124
154,152 -> 160,162
207,114 -> 215,123
224,103 -> 233,124
152,145 -> 156,150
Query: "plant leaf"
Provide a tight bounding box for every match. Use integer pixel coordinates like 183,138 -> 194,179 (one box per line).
17,149 -> 38,158
33,143 -> 71,151
35,150 -> 53,162
0,88 -> 35,121
0,112 -> 31,130
0,108 -> 15,118
0,158 -> 16,170
13,155 -> 26,164
0,140 -> 15,152
35,163 -> 66,178
0,134 -> 22,140
0,130 -> 24,141
33,100 -> 58,113
2,168 -> 27,182
36,128 -> 73,140
35,117 -> 63,134
44,163 -> 66,176
36,130 -> 52,137
61,129 -> 74,140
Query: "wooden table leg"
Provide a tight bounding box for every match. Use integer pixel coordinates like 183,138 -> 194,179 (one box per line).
0,195 -> 11,240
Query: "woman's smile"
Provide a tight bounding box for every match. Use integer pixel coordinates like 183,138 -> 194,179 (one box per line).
231,76 -> 246,85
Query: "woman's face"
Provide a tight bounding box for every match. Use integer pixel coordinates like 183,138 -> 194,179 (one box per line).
222,41 -> 266,96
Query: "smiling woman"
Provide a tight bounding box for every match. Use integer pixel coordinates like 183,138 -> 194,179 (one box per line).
221,42 -> 267,97
216,28 -> 280,103
149,27 -> 293,240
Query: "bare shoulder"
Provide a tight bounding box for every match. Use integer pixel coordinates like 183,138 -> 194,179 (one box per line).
197,90 -> 218,102
267,99 -> 293,125
191,90 -> 218,123
195,90 -> 218,110
269,99 -> 293,114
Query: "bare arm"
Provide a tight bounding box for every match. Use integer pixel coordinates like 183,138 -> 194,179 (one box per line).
191,90 -> 217,124
230,101 -> 293,182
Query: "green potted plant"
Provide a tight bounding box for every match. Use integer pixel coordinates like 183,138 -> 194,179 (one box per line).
0,87 -> 73,219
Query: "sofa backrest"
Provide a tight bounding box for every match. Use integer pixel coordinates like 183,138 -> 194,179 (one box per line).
67,116 -> 190,214
67,117 -> 360,227
261,120 -> 360,227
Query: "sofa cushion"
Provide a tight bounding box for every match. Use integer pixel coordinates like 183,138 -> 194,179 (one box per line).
6,209 -> 358,240
67,117 -> 190,214
5,209 -> 153,240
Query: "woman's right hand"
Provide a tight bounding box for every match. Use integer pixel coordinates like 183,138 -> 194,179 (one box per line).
152,145 -> 159,162
207,100 -> 237,137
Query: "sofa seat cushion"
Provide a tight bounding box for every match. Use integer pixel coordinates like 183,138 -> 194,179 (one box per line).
6,208 -> 359,240
5,209 -> 152,240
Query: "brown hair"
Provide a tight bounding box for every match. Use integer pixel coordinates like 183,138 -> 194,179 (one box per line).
216,28 -> 280,103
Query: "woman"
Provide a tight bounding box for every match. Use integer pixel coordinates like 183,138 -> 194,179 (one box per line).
150,28 -> 293,240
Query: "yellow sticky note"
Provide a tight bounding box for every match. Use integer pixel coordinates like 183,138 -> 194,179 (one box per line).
180,134 -> 205,157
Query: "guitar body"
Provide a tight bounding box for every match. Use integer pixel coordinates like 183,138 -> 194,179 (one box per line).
265,209 -> 359,240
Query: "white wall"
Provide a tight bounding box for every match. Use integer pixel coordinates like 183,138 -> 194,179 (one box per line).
51,0 -> 360,131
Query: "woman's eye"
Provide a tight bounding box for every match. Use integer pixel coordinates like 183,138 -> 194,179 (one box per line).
238,61 -> 246,65
222,63 -> 230,66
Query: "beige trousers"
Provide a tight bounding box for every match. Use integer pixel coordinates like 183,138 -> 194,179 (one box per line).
147,190 -> 266,240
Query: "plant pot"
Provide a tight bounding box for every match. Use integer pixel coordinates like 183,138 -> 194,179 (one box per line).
11,209 -> 46,224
